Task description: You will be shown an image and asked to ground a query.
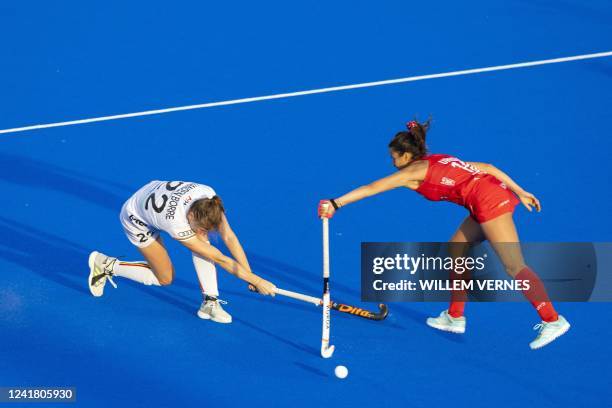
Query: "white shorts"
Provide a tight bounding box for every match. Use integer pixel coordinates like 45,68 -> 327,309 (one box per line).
119,196 -> 160,248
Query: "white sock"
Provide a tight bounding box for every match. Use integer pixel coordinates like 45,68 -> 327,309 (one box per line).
112,260 -> 161,286
192,253 -> 219,298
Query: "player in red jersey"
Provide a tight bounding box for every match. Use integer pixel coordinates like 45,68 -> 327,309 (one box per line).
318,119 -> 570,349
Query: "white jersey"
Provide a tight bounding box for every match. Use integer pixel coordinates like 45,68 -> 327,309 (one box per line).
126,180 -> 216,241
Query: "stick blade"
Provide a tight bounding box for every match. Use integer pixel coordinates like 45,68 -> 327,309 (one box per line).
321,345 -> 335,359
374,303 -> 390,321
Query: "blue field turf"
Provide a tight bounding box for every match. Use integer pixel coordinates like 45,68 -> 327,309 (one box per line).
1,1 -> 611,407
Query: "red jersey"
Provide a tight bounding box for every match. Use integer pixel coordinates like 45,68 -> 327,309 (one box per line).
415,154 -> 519,223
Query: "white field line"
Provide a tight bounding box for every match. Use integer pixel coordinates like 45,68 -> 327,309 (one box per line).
1,50 -> 611,135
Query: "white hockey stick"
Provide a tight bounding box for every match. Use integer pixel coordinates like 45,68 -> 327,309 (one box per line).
320,212 -> 335,358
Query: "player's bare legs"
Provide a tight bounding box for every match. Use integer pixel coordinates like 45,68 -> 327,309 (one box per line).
427,213 -> 570,347
480,213 -> 570,348
427,216 -> 484,333
448,217 -> 484,313
480,213 -> 555,316
451,216 -> 485,244
479,213 -> 525,277
137,236 -> 174,285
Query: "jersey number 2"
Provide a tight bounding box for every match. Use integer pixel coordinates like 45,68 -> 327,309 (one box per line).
144,181 -> 185,213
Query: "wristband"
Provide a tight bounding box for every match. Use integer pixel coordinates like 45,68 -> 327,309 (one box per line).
329,199 -> 340,210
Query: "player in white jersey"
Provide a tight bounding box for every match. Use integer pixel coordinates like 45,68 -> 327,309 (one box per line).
87,180 -> 277,324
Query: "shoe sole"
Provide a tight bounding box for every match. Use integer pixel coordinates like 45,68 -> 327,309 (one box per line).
426,320 -> 465,334
530,321 -> 571,350
88,251 -> 102,297
197,310 -> 232,324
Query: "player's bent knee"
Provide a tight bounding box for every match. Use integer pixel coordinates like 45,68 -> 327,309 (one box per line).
158,275 -> 174,286
154,266 -> 175,286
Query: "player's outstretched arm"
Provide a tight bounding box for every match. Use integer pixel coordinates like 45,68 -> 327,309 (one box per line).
179,237 -> 276,295
218,214 -> 253,274
469,162 -> 541,212
319,163 -> 427,218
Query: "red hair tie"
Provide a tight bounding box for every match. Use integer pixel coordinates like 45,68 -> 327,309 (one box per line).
406,121 -> 418,130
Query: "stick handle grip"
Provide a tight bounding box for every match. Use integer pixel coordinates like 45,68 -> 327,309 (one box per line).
322,217 -> 329,279
275,288 -> 321,305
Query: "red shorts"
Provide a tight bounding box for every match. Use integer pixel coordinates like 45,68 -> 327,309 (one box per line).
466,175 -> 519,223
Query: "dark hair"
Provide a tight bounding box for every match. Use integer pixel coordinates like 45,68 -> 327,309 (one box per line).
188,196 -> 225,232
388,117 -> 431,160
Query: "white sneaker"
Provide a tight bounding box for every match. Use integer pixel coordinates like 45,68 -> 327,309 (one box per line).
426,310 -> 466,334
197,297 -> 232,324
529,315 -> 570,350
88,251 -> 118,297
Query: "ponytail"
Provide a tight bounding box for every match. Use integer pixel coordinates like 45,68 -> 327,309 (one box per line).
388,117 -> 431,160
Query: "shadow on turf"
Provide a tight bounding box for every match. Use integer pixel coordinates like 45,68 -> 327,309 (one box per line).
233,316 -> 320,357
248,253 -> 360,299
0,216 -> 202,316
0,216 -> 91,295
105,280 -> 331,358
293,362 -> 329,378
0,152 -> 129,211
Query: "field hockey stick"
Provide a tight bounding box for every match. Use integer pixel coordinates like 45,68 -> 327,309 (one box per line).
275,288 -> 389,321
320,210 -> 335,358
